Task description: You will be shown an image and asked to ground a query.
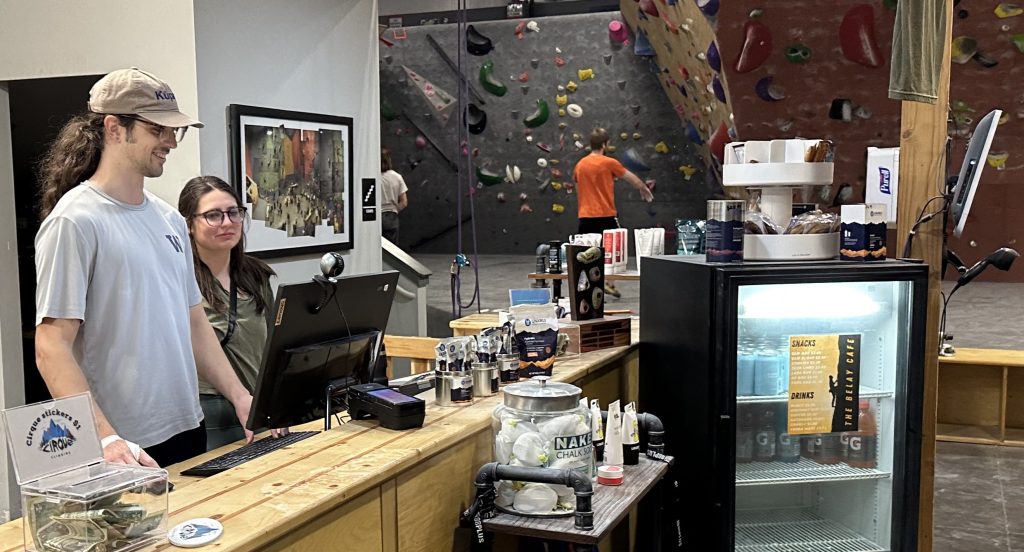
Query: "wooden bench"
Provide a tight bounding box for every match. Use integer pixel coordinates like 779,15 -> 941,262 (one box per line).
937,347 -> 1024,446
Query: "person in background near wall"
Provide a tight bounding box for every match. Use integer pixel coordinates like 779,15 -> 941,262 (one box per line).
380,148 -> 408,245
34,68 -> 255,468
179,176 -> 290,449
572,127 -> 653,296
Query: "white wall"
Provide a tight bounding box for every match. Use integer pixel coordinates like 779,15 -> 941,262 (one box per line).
0,83 -> 24,522
0,0 -> 202,516
0,1 -> 202,204
194,0 -> 382,280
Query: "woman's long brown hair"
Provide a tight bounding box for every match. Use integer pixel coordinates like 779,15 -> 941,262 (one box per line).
178,176 -> 276,314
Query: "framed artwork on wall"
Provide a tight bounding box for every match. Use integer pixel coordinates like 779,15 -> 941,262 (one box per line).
227,104 -> 354,258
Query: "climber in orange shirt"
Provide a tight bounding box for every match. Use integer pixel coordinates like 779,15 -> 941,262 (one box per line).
573,127 -> 653,234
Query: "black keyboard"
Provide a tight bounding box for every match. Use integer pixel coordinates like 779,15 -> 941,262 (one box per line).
181,431 -> 319,477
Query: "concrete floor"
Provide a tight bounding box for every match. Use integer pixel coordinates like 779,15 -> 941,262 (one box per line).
414,253 -> 1023,551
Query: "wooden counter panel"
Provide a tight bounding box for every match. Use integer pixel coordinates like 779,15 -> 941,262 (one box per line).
0,343 -> 637,552
396,431 -> 492,552
261,486 -> 383,552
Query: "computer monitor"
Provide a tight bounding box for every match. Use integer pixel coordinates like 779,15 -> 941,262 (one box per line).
246,270 -> 400,430
951,109 -> 1000,238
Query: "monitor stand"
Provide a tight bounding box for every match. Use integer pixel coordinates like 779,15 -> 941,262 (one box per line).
324,375 -> 359,431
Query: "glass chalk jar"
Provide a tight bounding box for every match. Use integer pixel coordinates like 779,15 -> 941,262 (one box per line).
491,377 -> 593,515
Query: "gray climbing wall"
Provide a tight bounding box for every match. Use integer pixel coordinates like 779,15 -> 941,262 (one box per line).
379,12 -> 715,253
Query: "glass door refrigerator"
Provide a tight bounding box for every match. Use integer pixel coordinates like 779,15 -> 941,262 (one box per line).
639,257 -> 927,551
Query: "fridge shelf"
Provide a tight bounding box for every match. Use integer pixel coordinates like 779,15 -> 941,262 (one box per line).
736,508 -> 885,551
735,458 -> 890,486
737,386 -> 893,404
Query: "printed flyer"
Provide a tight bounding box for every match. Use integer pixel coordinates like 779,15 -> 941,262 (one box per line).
787,334 -> 861,435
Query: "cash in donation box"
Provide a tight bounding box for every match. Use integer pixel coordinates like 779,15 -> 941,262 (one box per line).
2,393 -> 169,552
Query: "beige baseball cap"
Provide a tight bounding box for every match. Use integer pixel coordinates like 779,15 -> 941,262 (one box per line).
87,67 -> 204,128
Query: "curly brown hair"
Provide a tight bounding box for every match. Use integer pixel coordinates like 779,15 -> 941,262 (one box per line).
37,113 -> 137,220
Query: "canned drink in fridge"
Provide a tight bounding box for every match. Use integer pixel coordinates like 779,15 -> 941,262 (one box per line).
706,200 -> 744,262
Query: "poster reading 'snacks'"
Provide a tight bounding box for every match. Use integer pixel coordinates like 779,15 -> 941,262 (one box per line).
787,334 -> 861,435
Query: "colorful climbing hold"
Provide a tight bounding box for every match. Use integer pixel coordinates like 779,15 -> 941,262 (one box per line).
551,181 -> 563,191
655,142 -> 669,154
634,31 -> 656,56
734,20 -> 772,73
620,132 -> 629,140
519,192 -> 529,202
995,3 -> 1024,17
558,108 -> 567,117
632,132 -> 642,140
479,60 -> 508,96
755,76 -> 785,101
466,25 -> 494,56
839,5 -> 883,68
578,68 -> 595,81
526,20 -> 540,32
975,52 -> 999,68
555,56 -> 567,67
520,204 -> 533,214
829,98 -> 854,121
708,123 -> 730,163
555,94 -> 568,107
621,148 -> 652,173
608,20 -> 630,44
518,72 -> 530,82
505,165 -> 522,183
639,0 -> 659,16
477,166 -> 505,186
414,135 -> 427,149
951,36 -> 979,64
697,0 -> 720,17
567,104 -> 584,118
988,151 -> 1010,169
707,42 -> 722,72
712,76 -> 727,103
679,165 -> 697,180
566,81 -> 579,93
785,44 -> 812,64
552,203 -> 566,214
685,121 -> 704,144
496,192 -> 506,203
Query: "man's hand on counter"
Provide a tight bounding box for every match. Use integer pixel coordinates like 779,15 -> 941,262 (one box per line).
103,437 -> 159,468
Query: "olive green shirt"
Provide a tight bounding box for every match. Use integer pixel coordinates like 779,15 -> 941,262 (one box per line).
198,281 -> 273,395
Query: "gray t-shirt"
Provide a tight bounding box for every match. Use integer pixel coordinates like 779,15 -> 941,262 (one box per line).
35,182 -> 204,448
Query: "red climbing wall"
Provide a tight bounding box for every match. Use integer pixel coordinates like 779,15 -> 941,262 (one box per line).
716,1 -> 901,208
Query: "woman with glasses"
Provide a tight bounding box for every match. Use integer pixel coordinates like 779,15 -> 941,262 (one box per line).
178,176 -> 287,449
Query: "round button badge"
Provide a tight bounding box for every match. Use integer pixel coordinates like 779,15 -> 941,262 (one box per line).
168,518 -> 224,548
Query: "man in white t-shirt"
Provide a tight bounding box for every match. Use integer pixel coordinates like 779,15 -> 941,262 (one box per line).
34,68 -> 255,468
380,148 -> 408,245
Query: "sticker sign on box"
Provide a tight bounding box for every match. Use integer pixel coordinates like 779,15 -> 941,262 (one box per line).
787,334 -> 861,435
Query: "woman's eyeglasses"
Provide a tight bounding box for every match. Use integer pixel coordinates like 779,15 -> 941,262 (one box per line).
194,207 -> 247,226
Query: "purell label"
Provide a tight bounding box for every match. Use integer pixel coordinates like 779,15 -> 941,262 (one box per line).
879,167 -> 891,194
554,432 -> 594,477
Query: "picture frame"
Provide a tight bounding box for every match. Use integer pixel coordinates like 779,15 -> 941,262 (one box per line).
227,104 -> 354,258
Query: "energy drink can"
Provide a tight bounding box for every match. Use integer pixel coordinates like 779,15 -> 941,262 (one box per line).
706,200 -> 744,262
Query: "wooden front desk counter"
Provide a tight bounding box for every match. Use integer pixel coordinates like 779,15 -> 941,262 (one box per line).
0,344 -> 638,552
